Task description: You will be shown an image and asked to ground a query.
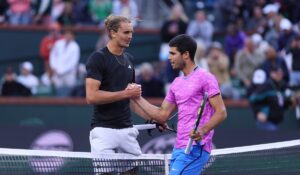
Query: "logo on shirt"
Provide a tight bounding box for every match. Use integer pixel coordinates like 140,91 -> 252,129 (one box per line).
128,65 -> 132,69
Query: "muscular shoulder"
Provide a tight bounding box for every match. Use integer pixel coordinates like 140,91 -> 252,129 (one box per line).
86,49 -> 107,65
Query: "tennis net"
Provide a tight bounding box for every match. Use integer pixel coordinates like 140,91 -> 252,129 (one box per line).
203,139 -> 300,175
0,139 -> 300,175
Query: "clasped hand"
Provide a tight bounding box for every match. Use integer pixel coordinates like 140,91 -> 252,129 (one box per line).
126,83 -> 142,99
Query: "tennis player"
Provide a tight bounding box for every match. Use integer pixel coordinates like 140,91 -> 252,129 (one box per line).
85,15 -> 150,157
133,34 -> 227,175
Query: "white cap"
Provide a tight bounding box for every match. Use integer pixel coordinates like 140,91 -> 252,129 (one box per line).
263,4 -> 279,14
251,33 -> 263,45
280,18 -> 292,30
21,61 -> 33,72
252,69 -> 266,84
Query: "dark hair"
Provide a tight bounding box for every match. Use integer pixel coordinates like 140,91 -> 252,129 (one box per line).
169,34 -> 197,61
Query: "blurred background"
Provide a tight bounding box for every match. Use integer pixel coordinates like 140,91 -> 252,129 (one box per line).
0,0 -> 300,154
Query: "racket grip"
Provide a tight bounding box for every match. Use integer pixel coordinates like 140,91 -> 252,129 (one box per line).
184,138 -> 193,154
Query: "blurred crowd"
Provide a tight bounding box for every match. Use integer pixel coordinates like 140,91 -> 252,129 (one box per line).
0,0 -> 300,129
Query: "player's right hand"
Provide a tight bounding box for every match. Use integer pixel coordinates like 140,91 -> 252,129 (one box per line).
126,83 -> 142,99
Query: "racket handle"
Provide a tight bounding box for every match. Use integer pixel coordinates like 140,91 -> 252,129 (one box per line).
184,138 -> 193,154
296,105 -> 300,120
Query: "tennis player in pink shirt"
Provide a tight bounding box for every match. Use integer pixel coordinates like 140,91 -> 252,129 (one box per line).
133,34 -> 227,175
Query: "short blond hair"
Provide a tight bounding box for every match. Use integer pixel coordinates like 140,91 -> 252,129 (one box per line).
104,15 -> 131,38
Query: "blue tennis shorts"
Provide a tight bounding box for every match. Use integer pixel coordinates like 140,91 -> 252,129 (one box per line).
169,145 -> 210,175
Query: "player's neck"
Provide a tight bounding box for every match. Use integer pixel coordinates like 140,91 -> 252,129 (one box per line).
182,63 -> 197,76
107,41 -> 124,56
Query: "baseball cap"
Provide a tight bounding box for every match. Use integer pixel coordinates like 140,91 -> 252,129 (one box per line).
280,18 -> 292,30
21,61 -> 33,72
252,69 -> 266,84
263,4 -> 279,14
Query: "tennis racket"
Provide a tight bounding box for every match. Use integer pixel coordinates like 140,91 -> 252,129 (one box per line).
184,92 -> 208,154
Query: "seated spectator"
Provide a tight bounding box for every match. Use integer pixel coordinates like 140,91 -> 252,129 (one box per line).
288,36 -> 300,87
248,68 -> 292,131
261,46 -> 290,88
51,0 -> 65,22
159,3 -> 188,87
246,6 -> 267,34
0,0 -> 9,24
7,0 -> 33,25
248,46 -> 295,130
194,42 -> 209,71
251,33 -> 269,54
234,37 -> 265,88
207,42 -> 240,99
112,0 -> 138,26
186,9 -> 214,49
278,18 -> 297,52
88,0 -> 112,26
1,67 -> 31,96
31,0 -> 52,24
16,61 -> 39,95
57,1 -> 76,26
136,63 -> 165,98
72,0 -> 93,25
224,23 -> 246,72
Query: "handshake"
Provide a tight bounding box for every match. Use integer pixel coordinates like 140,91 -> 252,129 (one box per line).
125,83 -> 142,99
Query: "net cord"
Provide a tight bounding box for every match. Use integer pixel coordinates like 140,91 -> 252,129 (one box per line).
211,139 -> 300,155
0,147 -> 172,160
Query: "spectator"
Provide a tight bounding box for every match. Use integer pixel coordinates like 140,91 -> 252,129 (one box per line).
246,6 -> 267,34
261,46 -> 290,89
159,3 -> 188,85
278,18 -> 297,52
50,29 -> 80,97
16,61 -> 39,95
7,0 -> 32,25
194,42 -> 209,71
1,67 -> 31,96
89,0 -> 112,26
136,62 -> 165,98
207,41 -> 239,99
264,16 -> 281,50
248,68 -> 292,131
0,0 -> 9,24
263,3 -> 280,30
112,0 -> 138,26
70,63 -> 86,97
39,22 -> 62,79
56,1 -> 76,26
224,23 -> 246,71
251,33 -> 269,54
72,0 -> 93,25
31,0 -> 52,24
234,37 -> 265,88
289,36 -> 300,87
51,0 -> 65,22
186,9 -> 214,49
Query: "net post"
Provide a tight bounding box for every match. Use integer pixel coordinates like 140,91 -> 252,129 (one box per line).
164,154 -> 169,175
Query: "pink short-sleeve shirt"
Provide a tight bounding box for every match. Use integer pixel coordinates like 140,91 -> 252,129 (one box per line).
165,68 -> 220,153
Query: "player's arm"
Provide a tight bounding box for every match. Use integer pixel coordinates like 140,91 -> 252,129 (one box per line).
133,97 -> 177,124
193,94 -> 227,140
130,100 -> 152,120
85,78 -> 141,105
